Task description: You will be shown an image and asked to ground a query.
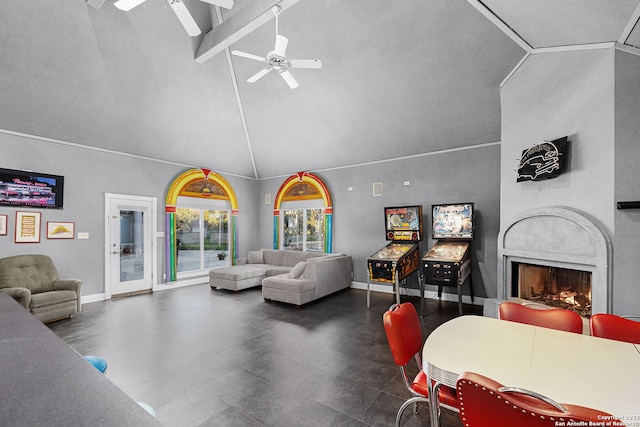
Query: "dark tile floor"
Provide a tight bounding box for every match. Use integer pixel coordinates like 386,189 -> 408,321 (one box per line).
48,284 -> 481,427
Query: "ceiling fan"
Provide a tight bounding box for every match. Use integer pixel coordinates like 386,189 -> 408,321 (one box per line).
113,0 -> 233,37
231,6 -> 322,89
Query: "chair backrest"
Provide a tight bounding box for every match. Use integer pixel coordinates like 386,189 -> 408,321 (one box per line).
0,254 -> 59,294
456,372 -> 618,427
590,313 -> 640,344
383,302 -> 422,367
498,301 -> 583,334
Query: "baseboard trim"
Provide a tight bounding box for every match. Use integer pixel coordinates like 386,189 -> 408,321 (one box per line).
350,281 -> 484,306
82,277 -> 209,305
83,279 -> 483,307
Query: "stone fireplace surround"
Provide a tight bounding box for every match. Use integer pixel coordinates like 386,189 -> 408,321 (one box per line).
484,206 -> 612,319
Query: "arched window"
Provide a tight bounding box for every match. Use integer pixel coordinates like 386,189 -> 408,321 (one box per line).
165,168 -> 238,283
273,172 -> 332,252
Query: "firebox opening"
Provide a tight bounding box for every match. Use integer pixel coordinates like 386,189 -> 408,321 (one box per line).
511,262 -> 592,318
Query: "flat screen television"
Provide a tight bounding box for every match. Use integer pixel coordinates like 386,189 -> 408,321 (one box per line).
0,168 -> 64,209
384,205 -> 423,241
432,202 -> 473,240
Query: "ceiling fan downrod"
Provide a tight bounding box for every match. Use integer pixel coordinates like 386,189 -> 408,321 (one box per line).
273,5 -> 282,37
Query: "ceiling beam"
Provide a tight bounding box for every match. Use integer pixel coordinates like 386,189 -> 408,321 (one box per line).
618,1 -> 640,44
466,0 -> 532,52
195,0 -> 301,64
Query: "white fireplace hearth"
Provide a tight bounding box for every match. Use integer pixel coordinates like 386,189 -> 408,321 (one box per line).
484,206 -> 612,319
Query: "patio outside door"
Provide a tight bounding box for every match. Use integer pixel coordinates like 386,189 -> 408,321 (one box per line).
105,194 -> 157,298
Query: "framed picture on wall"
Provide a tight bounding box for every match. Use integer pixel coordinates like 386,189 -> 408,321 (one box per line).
0,214 -> 7,235
15,211 -> 41,243
46,221 -> 74,239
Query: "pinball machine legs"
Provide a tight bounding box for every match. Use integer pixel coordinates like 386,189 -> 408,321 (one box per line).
416,274 -> 426,318
437,277 -> 473,316
368,274 -> 424,315
366,279 -> 401,309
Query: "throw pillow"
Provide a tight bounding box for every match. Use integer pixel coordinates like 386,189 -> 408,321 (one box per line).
289,261 -> 307,278
248,250 -> 263,264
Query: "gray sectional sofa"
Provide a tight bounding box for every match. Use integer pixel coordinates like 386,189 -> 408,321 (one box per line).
209,249 -> 352,306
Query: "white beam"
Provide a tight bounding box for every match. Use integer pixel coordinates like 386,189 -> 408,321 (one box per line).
466,0 -> 532,52
618,1 -> 640,44
195,0 -> 301,64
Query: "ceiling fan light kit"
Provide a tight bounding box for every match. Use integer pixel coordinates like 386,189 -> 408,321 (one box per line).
231,5 -> 322,89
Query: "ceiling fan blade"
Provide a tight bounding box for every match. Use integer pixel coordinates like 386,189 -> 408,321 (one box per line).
114,0 -> 146,11
169,0 -> 201,37
231,50 -> 267,63
200,0 -> 233,9
274,35 -> 288,57
280,70 -> 299,89
247,69 -> 270,83
289,59 -> 322,69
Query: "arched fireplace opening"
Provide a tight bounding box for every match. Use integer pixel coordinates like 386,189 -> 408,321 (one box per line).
498,206 -> 611,316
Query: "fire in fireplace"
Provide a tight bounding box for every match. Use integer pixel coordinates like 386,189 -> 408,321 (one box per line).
511,262 -> 592,317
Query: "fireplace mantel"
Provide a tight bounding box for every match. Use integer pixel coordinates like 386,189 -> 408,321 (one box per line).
497,206 -> 612,314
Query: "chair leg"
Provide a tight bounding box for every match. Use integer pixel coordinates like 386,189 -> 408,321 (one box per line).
395,396 -> 429,427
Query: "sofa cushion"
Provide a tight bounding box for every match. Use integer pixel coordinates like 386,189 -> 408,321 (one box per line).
262,275 -> 316,293
289,261 -> 307,278
283,251 -> 316,266
302,255 -> 336,280
248,250 -> 264,264
263,250 -> 285,266
0,254 -> 59,294
265,266 -> 291,276
209,265 -> 265,281
30,290 -> 77,309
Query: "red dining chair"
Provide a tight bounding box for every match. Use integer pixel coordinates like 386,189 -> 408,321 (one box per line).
383,302 -> 457,426
498,301 -> 583,334
590,313 -> 640,344
456,371 -> 619,427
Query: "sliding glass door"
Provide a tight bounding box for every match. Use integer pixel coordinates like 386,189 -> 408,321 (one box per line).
176,198 -> 230,275
280,201 -> 324,252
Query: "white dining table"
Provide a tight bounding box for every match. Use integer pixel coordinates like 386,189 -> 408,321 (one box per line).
423,315 -> 640,427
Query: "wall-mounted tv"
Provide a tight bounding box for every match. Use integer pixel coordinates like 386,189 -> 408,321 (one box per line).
432,203 -> 473,240
384,205 -> 423,241
0,168 -> 64,209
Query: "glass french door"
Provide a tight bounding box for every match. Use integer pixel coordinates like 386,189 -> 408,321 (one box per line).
106,195 -> 156,297
280,203 -> 324,252
175,207 -> 230,274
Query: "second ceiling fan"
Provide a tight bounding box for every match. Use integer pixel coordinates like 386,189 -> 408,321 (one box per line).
231,6 -> 322,89
114,0 -> 233,37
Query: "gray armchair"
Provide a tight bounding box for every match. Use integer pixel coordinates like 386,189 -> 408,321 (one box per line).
0,254 -> 83,323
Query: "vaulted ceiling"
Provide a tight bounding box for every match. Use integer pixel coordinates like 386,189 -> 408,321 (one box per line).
1,1 -> 639,179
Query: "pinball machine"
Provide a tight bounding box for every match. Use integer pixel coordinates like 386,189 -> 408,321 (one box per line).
421,202 -> 474,315
367,205 -> 423,308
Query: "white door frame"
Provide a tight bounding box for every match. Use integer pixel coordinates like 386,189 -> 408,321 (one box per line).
104,193 -> 158,299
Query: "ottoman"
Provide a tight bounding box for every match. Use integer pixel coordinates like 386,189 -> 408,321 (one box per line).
209,265 -> 265,291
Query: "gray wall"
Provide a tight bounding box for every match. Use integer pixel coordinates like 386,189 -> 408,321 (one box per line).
614,50 -> 640,315
2,132 -> 500,301
0,132 -> 258,296
257,144 -> 501,300
501,46 -> 640,315
500,48 -> 615,234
